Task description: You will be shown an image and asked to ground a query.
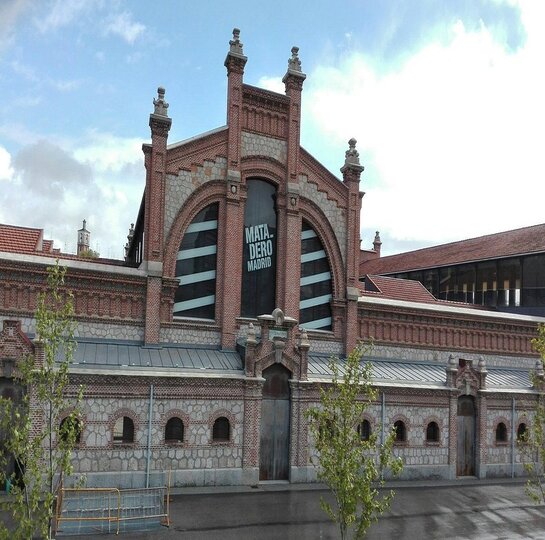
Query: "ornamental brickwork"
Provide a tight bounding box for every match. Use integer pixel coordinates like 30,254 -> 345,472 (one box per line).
0,29 -> 543,488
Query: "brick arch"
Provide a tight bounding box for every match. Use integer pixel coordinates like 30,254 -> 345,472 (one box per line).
240,157 -> 285,187
162,409 -> 190,445
423,416 -> 442,443
163,180 -> 226,279
493,416 -> 510,444
58,408 -> 85,447
208,409 -> 236,445
256,351 -> 299,379
108,408 -> 140,447
299,199 -> 345,300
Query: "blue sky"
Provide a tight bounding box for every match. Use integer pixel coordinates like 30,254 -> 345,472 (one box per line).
0,0 -> 542,259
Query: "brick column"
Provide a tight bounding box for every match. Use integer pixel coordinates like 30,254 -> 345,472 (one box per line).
341,139 -> 364,354
143,88 -> 171,345
242,378 -> 263,485
220,29 -> 247,349
477,391 -> 488,478
277,48 -> 306,319
448,390 -> 458,479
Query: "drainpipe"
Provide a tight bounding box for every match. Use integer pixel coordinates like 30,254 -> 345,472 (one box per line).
511,397 -> 516,479
145,384 -> 154,488
381,391 -> 386,445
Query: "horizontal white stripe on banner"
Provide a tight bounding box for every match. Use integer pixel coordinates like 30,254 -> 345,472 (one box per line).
174,295 -> 215,312
301,317 -> 332,330
176,270 -> 216,285
301,229 -> 317,240
177,244 -> 217,260
186,220 -> 218,234
300,271 -> 331,286
301,249 -> 326,263
299,293 -> 332,309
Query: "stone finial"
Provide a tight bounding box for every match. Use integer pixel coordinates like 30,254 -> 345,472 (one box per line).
153,87 -> 169,117
373,231 -> 382,255
345,138 -> 361,166
288,46 -> 302,72
229,28 -> 244,56
448,354 -> 457,370
246,322 -> 257,345
299,327 -> 310,349
478,356 -> 487,373
124,223 -> 135,259
81,219 -> 87,231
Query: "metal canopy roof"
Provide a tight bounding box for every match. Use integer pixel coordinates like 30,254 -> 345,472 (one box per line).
64,339 -> 243,373
61,340 -> 533,390
308,354 -> 533,391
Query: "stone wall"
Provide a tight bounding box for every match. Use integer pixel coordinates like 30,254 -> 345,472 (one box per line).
240,131 -> 287,164
299,173 -> 346,265
164,156 -> 227,239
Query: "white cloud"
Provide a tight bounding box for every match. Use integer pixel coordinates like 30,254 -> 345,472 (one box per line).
35,0 -> 103,33
0,132 -> 144,258
103,11 -> 146,45
0,0 -> 32,52
258,76 -> 285,94
304,2 -> 545,254
0,146 -> 14,182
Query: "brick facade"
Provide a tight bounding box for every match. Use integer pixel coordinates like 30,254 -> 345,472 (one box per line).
1,30 -> 544,488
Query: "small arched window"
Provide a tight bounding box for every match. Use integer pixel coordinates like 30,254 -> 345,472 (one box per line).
358,419 -> 371,441
212,417 -> 230,442
165,417 -> 184,443
394,420 -> 407,443
495,422 -> 508,443
59,416 -> 82,445
426,421 -> 440,443
113,416 -> 134,445
517,423 -> 528,442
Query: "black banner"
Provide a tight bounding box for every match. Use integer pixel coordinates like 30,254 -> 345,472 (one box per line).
241,179 -> 277,317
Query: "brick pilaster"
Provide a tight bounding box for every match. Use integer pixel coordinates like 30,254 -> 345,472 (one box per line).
341,138 -> 364,354
143,87 -> 171,344
278,47 -> 306,319
220,29 -> 248,349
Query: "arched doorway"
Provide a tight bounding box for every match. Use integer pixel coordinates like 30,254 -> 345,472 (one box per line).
457,395 -> 476,476
259,364 -> 291,481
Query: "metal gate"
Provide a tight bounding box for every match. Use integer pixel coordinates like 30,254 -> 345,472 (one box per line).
457,395 -> 476,476
259,364 -> 291,481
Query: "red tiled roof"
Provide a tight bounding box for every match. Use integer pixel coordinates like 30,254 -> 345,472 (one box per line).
361,275 -> 439,304
0,224 -> 46,254
360,223 -> 545,276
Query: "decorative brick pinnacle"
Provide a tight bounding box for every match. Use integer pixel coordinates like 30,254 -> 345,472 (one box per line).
288,46 -> 302,72
345,138 -> 360,166
282,45 -> 306,86
229,28 -> 244,56
225,27 -> 247,73
153,87 -> 169,117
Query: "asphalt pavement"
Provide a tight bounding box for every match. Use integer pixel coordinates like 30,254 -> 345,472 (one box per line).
50,477 -> 545,539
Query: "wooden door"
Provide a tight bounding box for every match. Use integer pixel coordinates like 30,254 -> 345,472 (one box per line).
259,364 -> 291,481
457,395 -> 476,476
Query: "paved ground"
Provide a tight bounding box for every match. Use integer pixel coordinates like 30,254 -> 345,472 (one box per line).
52,478 -> 545,539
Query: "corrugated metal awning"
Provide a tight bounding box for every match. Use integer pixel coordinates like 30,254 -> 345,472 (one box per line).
308,354 -> 533,390
62,339 -> 243,373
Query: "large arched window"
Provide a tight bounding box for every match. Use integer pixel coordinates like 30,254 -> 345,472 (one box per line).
174,204 -> 218,319
300,221 -> 332,331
